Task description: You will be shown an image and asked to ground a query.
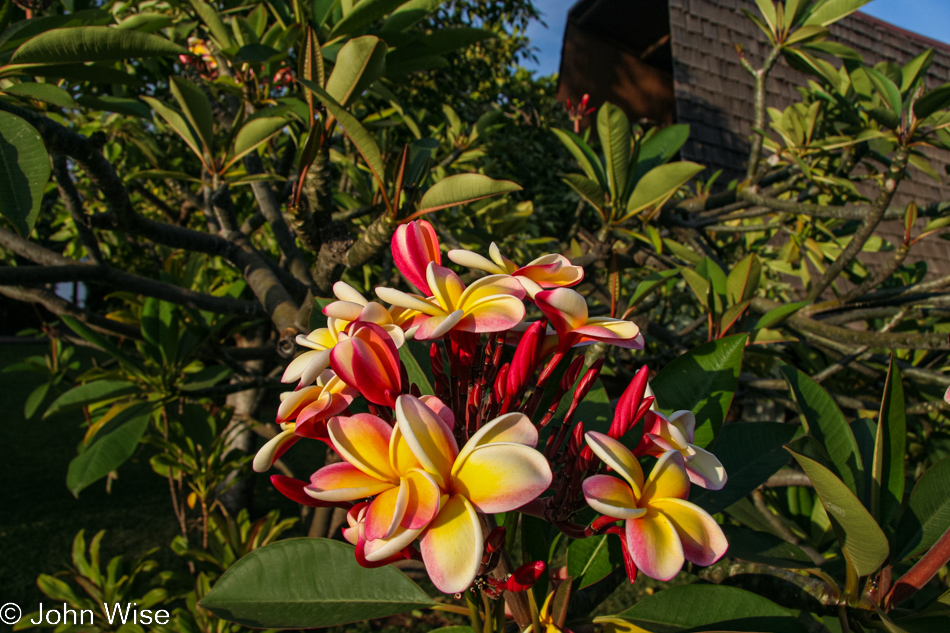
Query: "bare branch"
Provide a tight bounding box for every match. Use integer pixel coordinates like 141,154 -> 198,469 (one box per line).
0,285 -> 140,339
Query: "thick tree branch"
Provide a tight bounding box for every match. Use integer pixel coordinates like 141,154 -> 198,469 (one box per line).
0,285 -> 141,339
52,155 -> 103,264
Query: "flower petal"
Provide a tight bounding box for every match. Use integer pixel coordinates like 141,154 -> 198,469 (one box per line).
625,510 -> 685,581
393,220 -> 441,295
584,432 -> 645,497
403,468 -> 442,529
652,498 -> 728,567
376,287 -> 445,316
453,412 -> 537,475
458,294 -> 526,333
414,309 -> 464,340
582,474 -> 646,520
447,248 -> 505,274
307,462 -> 393,501
328,414 -> 398,481
452,443 -> 552,514
684,445 -> 728,490
333,281 -> 368,305
253,429 -> 301,472
419,395 -> 456,430
324,300 -> 364,321
669,410 -> 696,442
396,395 -> 459,486
458,274 -> 526,305
535,288 -> 588,338
427,263 -> 466,313
364,478 -> 409,541
281,349 -> 331,387
420,495 -> 483,594
641,450 -> 690,503
363,524 -> 425,563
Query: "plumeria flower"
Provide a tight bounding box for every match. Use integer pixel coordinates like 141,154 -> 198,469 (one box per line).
254,370 -> 358,472
282,282 -> 406,389
582,432 -> 727,581
306,394 -> 552,593
376,263 -> 527,340
447,243 -> 584,298
393,220 -> 442,295
639,410 -> 727,490
535,288 -> 644,351
330,322 -> 403,408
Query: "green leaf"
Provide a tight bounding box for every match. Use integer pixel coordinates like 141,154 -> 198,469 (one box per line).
630,123 -> 690,184
872,357 -> 905,527
2,82 -> 75,108
11,26 -> 186,64
567,534 -> 622,589
330,0 -> 407,37
299,78 -> 387,191
754,0 -> 778,35
551,127 -> 607,189
170,76 -> 214,157
754,300 -> 809,329
895,457 -> 950,560
562,174 -> 606,216
413,173 -> 521,217
622,161 -> 704,219
787,436 -> 889,576
399,342 -> 434,396
804,0 -> 872,27
180,366 -> 233,392
66,401 -> 153,496
380,0 -> 442,33
25,63 -> 145,86
785,24 -> 829,45
721,525 -> 815,568
116,12 -> 175,33
681,267 -> 711,311
914,84 -> 950,120
628,268 -> 680,308
0,9 -> 114,53
866,66 -> 902,113
200,538 -> 435,628
24,382 -> 50,420
726,253 -> 762,305
78,94 -> 151,118
188,0 -> 233,49
326,35 -> 387,106
781,365 -> 864,497
232,43 -> 280,64
228,116 -> 290,168
142,97 -> 206,167
59,315 -> 146,381
690,422 -> 798,514
650,334 -> 747,449
596,102 -> 630,202
0,110 -> 50,236
901,49 -> 934,94
44,380 -> 138,419
608,583 -> 805,632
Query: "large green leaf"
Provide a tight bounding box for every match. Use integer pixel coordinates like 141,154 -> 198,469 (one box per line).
551,127 -> 606,189
567,534 -> 623,589
754,300 -> 810,329
866,66 -> 902,113
872,357 -> 905,527
142,97 -> 205,165
804,0 -> 872,27
200,538 -> 435,628
622,161 -> 704,219
895,457 -> 950,560
631,124 -> 690,184
0,9 -> 113,53
596,102 -> 630,202
781,365 -> 864,497
188,0 -> 233,48
330,0 -> 408,38
66,401 -> 153,496
562,173 -> 606,216
787,437 -> 889,576
44,380 -> 138,419
0,110 -> 49,236
628,268 -> 680,308
170,76 -> 215,156
914,83 -> 950,120
2,82 -> 75,108
11,26 -> 186,64
326,35 -> 387,106
607,583 -> 805,632
228,116 -> 290,168
721,525 -> 815,568
650,333 -> 747,448
690,422 -> 798,514
399,341 -> 434,396
413,173 -> 521,217
726,254 -> 761,305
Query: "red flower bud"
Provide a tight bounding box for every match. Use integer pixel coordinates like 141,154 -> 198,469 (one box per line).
486,526 -> 507,553
505,561 -> 546,592
508,320 -> 547,396
609,365 -> 649,439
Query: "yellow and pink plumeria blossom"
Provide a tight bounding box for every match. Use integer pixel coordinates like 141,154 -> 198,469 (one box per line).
640,410 -> 727,490
329,322 -> 403,408
376,262 -> 527,341
447,242 -> 584,298
254,369 -> 358,473
582,432 -> 727,581
281,282 -> 406,389
535,288 -> 644,351
306,394 -> 553,593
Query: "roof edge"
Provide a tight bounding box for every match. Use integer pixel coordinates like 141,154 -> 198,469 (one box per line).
854,10 -> 950,55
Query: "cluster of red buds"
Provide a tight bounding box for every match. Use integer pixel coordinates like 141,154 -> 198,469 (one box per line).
565,93 -> 595,133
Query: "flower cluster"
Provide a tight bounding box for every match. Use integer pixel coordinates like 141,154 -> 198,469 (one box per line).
256,220 -> 727,594
179,37 -> 219,80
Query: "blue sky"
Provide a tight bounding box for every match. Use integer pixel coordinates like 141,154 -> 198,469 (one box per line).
522,0 -> 950,76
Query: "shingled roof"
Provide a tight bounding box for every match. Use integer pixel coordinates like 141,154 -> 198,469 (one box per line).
557,0 -> 950,275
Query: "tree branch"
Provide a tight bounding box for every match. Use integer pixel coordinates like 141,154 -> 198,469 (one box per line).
52,154 -> 103,264
0,285 -> 141,339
